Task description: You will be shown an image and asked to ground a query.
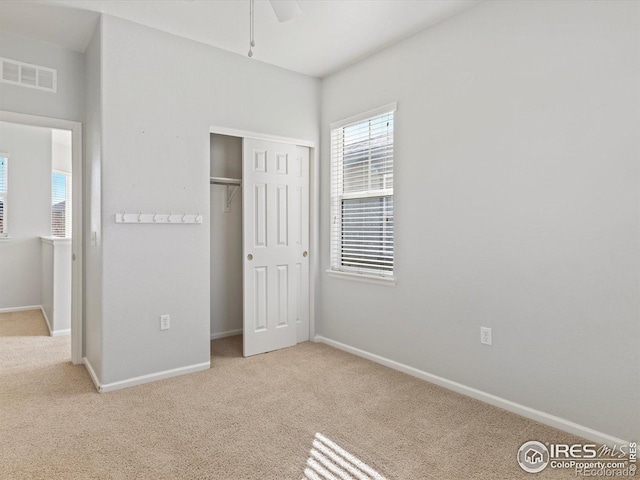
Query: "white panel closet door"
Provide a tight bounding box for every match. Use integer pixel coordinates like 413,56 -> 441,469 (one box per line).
243,138 -> 309,357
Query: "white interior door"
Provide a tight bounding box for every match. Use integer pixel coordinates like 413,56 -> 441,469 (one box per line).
243,138 -> 309,357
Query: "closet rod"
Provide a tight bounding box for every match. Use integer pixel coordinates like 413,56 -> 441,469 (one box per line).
210,176 -> 241,186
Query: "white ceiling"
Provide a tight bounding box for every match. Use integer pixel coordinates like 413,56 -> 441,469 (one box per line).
0,0 -> 480,77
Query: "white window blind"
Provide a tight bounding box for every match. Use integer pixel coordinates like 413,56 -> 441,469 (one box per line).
0,156 -> 7,236
330,105 -> 395,278
51,172 -> 71,238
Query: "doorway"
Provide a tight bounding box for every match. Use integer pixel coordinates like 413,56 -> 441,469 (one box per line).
209,128 -> 315,357
0,110 -> 83,365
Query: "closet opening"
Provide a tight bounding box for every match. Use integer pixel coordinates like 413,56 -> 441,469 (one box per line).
210,134 -> 243,344
209,132 -> 312,357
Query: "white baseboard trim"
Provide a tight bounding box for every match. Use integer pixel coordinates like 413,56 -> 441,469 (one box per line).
39,307 -> 70,337
40,306 -> 53,336
314,335 -> 629,447
51,328 -> 70,337
83,357 -> 101,392
83,358 -> 210,394
210,329 -> 242,340
0,305 -> 42,314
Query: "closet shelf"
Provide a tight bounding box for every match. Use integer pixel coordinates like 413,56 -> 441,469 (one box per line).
210,176 -> 241,186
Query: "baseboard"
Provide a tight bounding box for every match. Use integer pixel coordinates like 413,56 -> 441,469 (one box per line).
51,328 -> 70,337
83,357 -> 101,392
0,305 -> 42,314
40,306 -> 53,336
314,335 -> 629,447
83,359 -> 211,394
39,307 -> 71,337
210,329 -> 242,340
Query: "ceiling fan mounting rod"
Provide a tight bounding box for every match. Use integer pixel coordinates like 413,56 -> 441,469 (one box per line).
247,0 -> 301,58
248,0 -> 255,58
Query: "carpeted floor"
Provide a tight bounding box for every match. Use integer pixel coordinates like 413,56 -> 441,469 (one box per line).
0,309 -> 584,479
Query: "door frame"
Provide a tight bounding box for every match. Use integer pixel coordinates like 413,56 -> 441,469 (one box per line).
0,110 -> 83,364
209,125 -> 318,342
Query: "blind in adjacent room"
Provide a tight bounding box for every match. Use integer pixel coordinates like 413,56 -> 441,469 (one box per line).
330,104 -> 396,277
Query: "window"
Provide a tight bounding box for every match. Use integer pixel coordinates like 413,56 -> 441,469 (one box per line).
51,172 -> 71,237
330,103 -> 396,280
0,155 -> 7,237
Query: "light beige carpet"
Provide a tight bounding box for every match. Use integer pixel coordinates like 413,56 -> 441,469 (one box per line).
0,309 -> 585,479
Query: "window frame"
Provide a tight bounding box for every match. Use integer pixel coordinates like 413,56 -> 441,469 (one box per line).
327,103 -> 397,286
0,153 -> 8,239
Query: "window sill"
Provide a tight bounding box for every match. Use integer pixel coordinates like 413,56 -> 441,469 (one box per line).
326,269 -> 396,287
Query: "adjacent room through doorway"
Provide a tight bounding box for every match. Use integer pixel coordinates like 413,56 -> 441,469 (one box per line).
0,121 -> 74,357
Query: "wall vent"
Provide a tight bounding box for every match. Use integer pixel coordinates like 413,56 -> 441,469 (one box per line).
0,57 -> 57,93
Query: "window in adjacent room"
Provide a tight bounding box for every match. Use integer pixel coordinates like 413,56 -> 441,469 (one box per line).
329,103 -> 396,281
51,171 -> 71,238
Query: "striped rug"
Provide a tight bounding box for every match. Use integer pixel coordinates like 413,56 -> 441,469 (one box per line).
302,433 -> 388,480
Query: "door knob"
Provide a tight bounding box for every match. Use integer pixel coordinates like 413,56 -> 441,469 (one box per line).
247,254 -> 253,261
303,251 -> 308,258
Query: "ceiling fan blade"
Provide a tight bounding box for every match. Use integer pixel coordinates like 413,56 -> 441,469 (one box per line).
269,0 -> 302,23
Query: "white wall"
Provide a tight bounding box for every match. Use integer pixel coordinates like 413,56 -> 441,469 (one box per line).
41,240 -> 53,319
0,32 -> 84,122
52,129 -> 72,173
41,238 -> 72,334
0,122 -> 51,309
319,0 -> 640,442
54,240 -> 72,332
96,15 -> 319,385
83,21 -> 103,378
210,134 -> 243,337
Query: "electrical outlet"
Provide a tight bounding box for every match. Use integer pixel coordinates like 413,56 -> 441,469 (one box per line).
480,327 -> 492,346
160,314 -> 170,331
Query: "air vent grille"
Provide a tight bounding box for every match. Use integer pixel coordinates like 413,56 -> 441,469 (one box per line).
0,57 -> 57,92
2,61 -> 19,83
38,69 -> 55,90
